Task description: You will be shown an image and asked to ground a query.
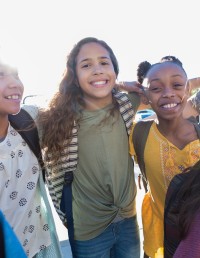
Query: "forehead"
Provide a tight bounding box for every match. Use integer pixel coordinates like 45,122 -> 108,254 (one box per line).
76,42 -> 110,63
0,63 -> 17,73
146,62 -> 186,80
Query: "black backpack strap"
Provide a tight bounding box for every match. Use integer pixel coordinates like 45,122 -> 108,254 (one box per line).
8,109 -> 45,182
132,120 -> 154,193
194,123 -> 200,138
60,171 -> 76,257
187,116 -> 200,138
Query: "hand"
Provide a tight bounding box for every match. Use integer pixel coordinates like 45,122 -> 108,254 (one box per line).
187,77 -> 200,93
116,81 -> 143,94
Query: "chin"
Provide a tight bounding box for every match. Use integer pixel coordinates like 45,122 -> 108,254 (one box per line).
10,108 -> 21,115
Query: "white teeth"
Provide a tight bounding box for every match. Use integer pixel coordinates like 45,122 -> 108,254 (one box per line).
6,95 -> 20,100
163,103 -> 177,108
93,81 -> 106,85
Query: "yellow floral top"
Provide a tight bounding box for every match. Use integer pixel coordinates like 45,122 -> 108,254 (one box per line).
129,122 -> 200,257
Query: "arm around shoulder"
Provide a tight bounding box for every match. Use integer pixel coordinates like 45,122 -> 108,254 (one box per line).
183,90 -> 200,118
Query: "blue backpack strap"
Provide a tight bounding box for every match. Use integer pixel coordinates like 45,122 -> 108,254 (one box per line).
8,109 -> 45,181
132,120 -> 154,193
0,213 -> 5,258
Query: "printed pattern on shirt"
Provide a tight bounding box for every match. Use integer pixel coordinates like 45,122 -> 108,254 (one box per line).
151,125 -> 200,189
0,124 -> 51,257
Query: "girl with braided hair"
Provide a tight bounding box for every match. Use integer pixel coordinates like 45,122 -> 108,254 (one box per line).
129,56 -> 200,257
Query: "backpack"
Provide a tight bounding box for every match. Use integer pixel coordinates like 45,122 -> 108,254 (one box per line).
132,117 -> 200,193
8,108 -> 45,181
163,171 -> 189,257
132,119 -> 154,193
164,160 -> 200,257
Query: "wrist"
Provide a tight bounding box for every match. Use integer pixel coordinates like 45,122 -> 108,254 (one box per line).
117,81 -> 126,91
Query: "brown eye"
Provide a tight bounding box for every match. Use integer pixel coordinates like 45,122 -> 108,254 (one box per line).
150,87 -> 161,92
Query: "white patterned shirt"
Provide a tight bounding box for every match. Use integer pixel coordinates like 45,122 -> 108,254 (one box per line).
0,124 -> 51,257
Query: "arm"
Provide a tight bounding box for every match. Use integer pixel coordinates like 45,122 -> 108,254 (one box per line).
115,81 -> 150,110
116,81 -> 143,94
188,77 -> 200,92
183,90 -> 200,118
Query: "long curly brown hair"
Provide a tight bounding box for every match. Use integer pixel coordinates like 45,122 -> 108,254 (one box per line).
39,37 -> 119,162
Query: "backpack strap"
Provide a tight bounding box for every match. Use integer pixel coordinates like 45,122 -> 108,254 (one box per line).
187,116 -> 200,138
132,120 -> 154,193
8,109 -> 45,182
60,171 -> 75,256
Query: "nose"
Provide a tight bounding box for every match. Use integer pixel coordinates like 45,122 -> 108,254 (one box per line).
8,74 -> 24,90
92,64 -> 103,75
162,87 -> 175,98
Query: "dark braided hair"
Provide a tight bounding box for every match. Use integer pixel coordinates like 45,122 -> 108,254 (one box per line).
137,55 -> 186,84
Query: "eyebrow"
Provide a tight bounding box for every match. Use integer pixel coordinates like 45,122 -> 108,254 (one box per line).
150,74 -> 184,83
79,56 -> 110,64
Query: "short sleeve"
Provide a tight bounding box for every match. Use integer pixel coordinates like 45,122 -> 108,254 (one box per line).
127,92 -> 140,113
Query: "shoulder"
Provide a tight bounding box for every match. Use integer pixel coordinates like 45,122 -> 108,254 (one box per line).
113,90 -> 139,104
21,104 -> 40,120
132,120 -> 154,135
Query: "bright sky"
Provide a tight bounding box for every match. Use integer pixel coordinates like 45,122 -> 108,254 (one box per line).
0,0 -> 199,98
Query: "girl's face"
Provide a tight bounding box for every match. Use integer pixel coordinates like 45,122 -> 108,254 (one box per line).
143,62 -> 189,120
0,64 -> 24,117
75,42 -> 117,110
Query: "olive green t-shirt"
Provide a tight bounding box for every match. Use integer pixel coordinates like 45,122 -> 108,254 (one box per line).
73,93 -> 139,240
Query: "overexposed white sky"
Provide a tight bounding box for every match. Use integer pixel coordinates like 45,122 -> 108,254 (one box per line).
0,0 -> 200,97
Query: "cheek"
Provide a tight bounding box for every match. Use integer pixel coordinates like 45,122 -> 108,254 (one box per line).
76,72 -> 85,86
110,69 -> 117,80
76,69 -> 88,82
21,84 -> 25,93
147,94 -> 158,105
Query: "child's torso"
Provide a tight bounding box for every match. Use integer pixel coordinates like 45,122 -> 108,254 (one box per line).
142,121 -> 200,256
73,105 -> 137,240
0,124 -> 51,257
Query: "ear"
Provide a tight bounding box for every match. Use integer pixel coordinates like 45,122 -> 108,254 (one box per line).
140,93 -> 150,105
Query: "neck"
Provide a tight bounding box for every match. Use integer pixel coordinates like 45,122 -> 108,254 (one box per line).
156,117 -> 186,135
84,95 -> 113,111
0,117 -> 9,138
